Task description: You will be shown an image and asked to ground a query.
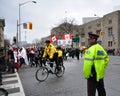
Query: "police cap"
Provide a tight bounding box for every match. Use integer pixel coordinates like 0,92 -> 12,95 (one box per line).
88,32 -> 99,39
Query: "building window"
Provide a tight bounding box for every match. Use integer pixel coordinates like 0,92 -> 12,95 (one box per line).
75,34 -> 79,37
88,32 -> 92,34
81,42 -> 85,46
81,33 -> 85,38
97,23 -> 101,27
81,28 -> 84,32
108,41 -> 112,47
108,27 -> 113,36
108,19 -> 112,24
88,26 -> 91,29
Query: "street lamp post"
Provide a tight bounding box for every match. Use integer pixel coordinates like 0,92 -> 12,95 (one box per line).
18,0 -> 36,47
94,14 -> 104,45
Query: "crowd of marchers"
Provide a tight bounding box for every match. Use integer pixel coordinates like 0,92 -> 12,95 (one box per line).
0,42 -> 119,86
0,45 -> 119,74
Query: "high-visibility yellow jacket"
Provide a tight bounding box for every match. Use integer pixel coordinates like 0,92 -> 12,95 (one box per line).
83,43 -> 109,81
43,43 -> 56,59
57,49 -> 63,58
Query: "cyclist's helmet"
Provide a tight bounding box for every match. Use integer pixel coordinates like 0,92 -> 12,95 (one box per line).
45,40 -> 50,44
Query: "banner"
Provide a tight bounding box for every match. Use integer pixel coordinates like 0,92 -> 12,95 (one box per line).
57,39 -> 72,46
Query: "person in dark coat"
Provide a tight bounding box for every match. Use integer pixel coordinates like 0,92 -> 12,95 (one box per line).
75,48 -> 80,60
7,46 -> 15,73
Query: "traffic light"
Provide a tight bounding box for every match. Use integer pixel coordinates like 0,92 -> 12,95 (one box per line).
100,31 -> 103,36
28,22 -> 32,30
13,36 -> 16,44
23,23 -> 27,29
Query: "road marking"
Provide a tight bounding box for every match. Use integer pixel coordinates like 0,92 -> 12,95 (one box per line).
0,83 -> 18,89
2,72 -> 25,96
2,77 -> 18,82
9,92 -> 23,96
16,72 -> 25,96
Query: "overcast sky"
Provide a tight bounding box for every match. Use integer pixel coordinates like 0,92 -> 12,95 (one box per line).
0,0 -> 120,43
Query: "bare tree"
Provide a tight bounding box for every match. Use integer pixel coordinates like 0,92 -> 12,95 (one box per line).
51,18 -> 78,39
59,18 -> 76,34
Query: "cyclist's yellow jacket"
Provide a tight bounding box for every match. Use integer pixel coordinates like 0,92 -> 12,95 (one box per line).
57,49 -> 63,58
43,43 -> 56,59
83,43 -> 109,81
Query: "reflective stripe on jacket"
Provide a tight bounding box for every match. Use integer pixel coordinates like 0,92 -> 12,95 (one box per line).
83,44 -> 109,81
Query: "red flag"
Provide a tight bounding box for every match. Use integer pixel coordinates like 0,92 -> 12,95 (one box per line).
62,33 -> 72,40
50,36 -> 58,43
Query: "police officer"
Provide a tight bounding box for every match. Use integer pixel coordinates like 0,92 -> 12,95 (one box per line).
56,46 -> 63,69
83,32 -> 109,96
43,40 -> 57,68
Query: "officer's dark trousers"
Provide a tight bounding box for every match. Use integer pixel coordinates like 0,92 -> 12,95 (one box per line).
87,77 -> 106,96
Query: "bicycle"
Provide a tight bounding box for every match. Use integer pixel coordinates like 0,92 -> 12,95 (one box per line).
35,58 -> 65,82
0,87 -> 8,96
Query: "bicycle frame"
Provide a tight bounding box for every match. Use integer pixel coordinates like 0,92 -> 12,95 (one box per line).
44,60 -> 56,74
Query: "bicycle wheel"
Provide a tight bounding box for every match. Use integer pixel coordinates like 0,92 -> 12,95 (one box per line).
35,67 -> 49,82
55,65 -> 65,77
0,88 -> 8,96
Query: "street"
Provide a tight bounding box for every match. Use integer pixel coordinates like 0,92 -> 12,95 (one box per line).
19,56 -> 120,96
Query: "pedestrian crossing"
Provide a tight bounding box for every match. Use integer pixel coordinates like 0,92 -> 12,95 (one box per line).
1,72 -> 25,96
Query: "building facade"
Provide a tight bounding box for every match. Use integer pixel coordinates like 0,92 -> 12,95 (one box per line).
79,10 -> 120,50
0,19 -> 5,47
41,10 -> 120,50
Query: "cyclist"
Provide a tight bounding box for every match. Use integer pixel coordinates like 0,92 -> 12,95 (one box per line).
56,46 -> 63,71
42,40 -> 57,68
56,47 -> 63,63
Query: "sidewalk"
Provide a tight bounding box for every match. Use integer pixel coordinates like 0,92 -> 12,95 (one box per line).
1,72 -> 25,96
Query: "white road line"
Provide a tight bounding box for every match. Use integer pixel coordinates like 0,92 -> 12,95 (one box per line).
0,83 -> 19,89
2,72 -> 26,96
16,72 -> 25,96
2,73 -> 16,77
9,92 -> 24,96
2,77 -> 18,82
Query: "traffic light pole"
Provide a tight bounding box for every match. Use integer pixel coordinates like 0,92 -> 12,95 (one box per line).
19,3 -> 21,47
16,20 -> 19,46
18,1 -> 36,47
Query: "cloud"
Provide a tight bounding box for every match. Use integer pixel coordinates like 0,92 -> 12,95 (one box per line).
1,0 -> 120,43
